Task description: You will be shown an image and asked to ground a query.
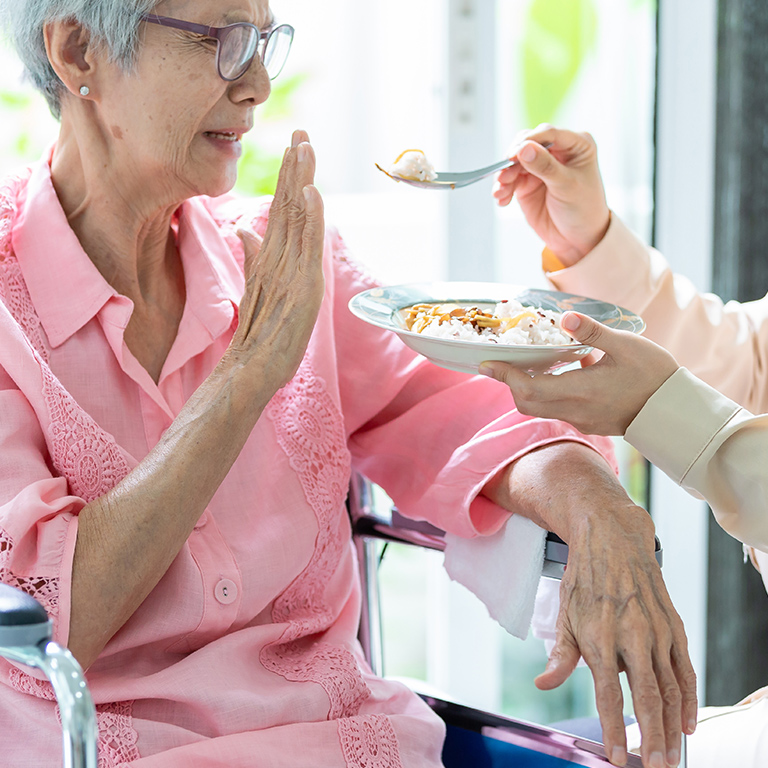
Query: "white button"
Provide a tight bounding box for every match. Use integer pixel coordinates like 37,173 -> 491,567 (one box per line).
214,579 -> 237,605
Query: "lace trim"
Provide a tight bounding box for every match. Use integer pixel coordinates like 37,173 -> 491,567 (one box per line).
0,172 -> 132,503
0,173 -> 49,362
96,700 -> 141,767
8,667 -> 57,700
0,527 -> 59,622
337,715 -> 404,768
0,170 -> 139,763
5,683 -> 140,768
41,364 -> 132,502
261,360 -> 370,719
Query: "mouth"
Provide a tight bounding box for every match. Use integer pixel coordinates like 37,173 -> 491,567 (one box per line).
203,131 -> 242,142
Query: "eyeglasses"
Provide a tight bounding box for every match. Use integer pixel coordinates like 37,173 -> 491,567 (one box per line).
141,14 -> 294,81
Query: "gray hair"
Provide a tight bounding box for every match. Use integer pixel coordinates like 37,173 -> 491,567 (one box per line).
0,0 -> 158,118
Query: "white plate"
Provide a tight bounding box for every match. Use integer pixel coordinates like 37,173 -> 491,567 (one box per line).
348,282 -> 645,375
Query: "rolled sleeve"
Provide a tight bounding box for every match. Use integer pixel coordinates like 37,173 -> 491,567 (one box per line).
626,368 -> 768,552
351,371 -> 616,539
0,387 -> 85,650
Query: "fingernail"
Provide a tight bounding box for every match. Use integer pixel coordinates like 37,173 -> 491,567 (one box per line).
291,132 -> 301,147
297,143 -> 308,161
667,749 -> 680,766
610,746 -> 626,766
519,144 -> 537,162
478,364 -> 495,377
687,718 -> 697,734
649,751 -> 665,768
561,312 -> 581,331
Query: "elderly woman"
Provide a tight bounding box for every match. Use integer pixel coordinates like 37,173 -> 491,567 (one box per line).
0,4 -> 694,767
487,124 -> 768,768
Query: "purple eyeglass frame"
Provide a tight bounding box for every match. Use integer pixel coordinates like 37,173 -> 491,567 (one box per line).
141,13 -> 294,81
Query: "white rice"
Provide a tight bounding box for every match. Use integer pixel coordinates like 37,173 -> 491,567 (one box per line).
389,150 -> 437,182
408,299 -> 574,346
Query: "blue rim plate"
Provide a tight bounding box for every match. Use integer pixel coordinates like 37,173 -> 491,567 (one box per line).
348,282 -> 645,375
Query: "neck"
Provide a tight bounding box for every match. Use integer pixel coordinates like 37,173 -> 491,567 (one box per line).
51,117 -> 187,302
50,115 -> 189,383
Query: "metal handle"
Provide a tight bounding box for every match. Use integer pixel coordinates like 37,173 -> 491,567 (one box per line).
0,584 -> 97,768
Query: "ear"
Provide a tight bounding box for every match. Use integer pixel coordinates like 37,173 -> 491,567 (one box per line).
43,19 -> 98,98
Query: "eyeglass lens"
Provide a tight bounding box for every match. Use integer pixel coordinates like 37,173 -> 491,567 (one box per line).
218,25 -> 258,80
218,23 -> 293,81
262,26 -> 293,79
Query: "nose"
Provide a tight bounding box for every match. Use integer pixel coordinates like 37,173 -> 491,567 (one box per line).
229,56 -> 271,106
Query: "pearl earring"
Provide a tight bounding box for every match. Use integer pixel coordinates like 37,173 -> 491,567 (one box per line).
79,85 -> 90,96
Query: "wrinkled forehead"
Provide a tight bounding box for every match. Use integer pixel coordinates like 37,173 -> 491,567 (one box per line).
149,0 -> 273,28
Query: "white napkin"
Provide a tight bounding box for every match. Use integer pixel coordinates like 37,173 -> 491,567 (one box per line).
530,576 -> 561,643
442,515 -> 547,639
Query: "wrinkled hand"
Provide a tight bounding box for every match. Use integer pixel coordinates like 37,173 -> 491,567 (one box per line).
488,445 -> 698,768
493,124 -> 611,267
231,129 -> 325,390
479,312 -> 679,436
542,502 -> 698,768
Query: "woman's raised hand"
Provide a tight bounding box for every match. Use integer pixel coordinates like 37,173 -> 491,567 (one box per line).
232,129 -> 325,391
493,125 -> 612,268
479,312 -> 680,436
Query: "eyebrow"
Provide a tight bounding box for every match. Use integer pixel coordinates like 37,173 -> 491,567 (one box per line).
219,10 -> 275,28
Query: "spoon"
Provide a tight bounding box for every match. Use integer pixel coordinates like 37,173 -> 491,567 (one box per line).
375,143 -> 552,190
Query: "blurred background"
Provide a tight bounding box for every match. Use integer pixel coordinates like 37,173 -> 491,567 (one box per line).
3,0 -> 754,728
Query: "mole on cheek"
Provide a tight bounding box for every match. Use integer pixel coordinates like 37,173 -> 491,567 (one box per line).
110,125 -> 124,139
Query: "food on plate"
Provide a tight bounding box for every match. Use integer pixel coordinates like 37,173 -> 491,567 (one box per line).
401,299 -> 575,346
385,149 -> 437,182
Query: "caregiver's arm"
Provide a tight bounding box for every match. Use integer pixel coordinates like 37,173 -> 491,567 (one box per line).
480,311 -> 768,550
483,440 -> 696,768
494,125 -> 768,413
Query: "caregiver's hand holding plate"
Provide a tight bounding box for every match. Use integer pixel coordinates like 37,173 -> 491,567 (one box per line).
479,311 -> 677,436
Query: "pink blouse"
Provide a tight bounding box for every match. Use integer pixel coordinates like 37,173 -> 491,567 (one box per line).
0,155 -> 611,767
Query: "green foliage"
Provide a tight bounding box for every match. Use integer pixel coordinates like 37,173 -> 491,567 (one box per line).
234,140 -> 285,198
0,81 -> 58,176
260,72 -> 308,122
521,0 -> 599,127
234,72 -> 308,198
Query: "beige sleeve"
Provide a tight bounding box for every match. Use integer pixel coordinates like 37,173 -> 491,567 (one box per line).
625,367 -> 768,554
544,216 -> 768,413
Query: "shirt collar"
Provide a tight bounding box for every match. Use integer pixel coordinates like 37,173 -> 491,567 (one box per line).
175,196 -> 243,343
11,154 -> 243,351
12,154 -> 117,348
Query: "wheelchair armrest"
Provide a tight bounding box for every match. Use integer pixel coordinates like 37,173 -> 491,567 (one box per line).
352,511 -> 446,552
543,532 -> 663,579
348,473 -> 664,579
0,583 -> 52,648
